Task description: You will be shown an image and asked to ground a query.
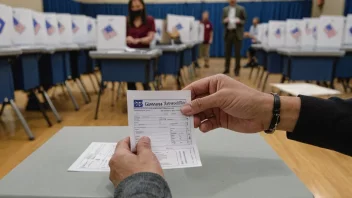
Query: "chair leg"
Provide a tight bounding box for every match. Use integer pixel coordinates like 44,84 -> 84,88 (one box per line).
262,73 -> 270,92
75,79 -> 90,104
88,74 -> 99,94
280,75 -> 286,83
64,82 -> 80,111
9,99 -> 35,140
257,69 -> 266,88
42,90 -> 62,123
116,82 -> 122,100
253,67 -> 261,85
31,90 -> 52,127
0,102 -> 6,116
248,67 -> 254,80
79,77 -> 92,102
95,80 -> 104,120
111,82 -> 115,107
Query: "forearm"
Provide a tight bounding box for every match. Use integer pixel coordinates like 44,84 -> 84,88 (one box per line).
115,172 -> 172,198
139,36 -> 153,45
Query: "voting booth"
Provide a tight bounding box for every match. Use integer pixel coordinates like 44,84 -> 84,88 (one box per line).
0,4 -> 13,47
317,16 -> 344,49
261,23 -> 269,45
301,18 -> 319,48
343,14 -> 352,45
97,15 -> 126,50
154,19 -> 164,44
45,13 -> 60,45
32,11 -> 47,45
286,19 -> 303,48
12,8 -> 35,46
87,17 -> 97,44
268,21 -> 286,47
56,14 -> 73,44
167,14 -> 193,43
191,20 -> 199,42
198,22 -> 204,43
72,15 -> 89,44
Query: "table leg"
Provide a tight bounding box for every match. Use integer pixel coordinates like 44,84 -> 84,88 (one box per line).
257,69 -> 266,88
75,79 -> 90,104
248,67 -> 254,80
0,102 -> 5,116
9,99 -> 35,140
31,90 -> 52,127
88,74 -> 98,94
254,67 -> 261,85
64,82 -> 80,111
60,84 -> 69,100
262,73 -> 270,92
111,82 -> 115,107
116,82 -> 122,100
95,80 -> 104,120
42,90 -> 62,123
79,77 -> 92,102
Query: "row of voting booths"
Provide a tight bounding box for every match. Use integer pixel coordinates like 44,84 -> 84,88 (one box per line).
251,15 -> 352,93
0,3 -> 99,140
91,13 -> 205,119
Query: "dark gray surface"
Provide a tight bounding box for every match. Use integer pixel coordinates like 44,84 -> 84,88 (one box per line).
0,127 -> 312,198
277,48 -> 345,57
251,43 -> 264,50
17,46 -> 46,54
0,47 -> 22,56
43,44 -> 80,54
341,45 -> 352,52
89,49 -> 161,60
153,44 -> 187,52
78,43 -> 96,50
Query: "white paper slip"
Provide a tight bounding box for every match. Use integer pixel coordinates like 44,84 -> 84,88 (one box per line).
127,91 -> 202,169
68,142 -> 116,172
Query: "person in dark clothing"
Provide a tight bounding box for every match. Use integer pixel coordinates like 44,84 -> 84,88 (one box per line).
243,17 -> 260,68
126,0 -> 156,91
110,74 -> 352,197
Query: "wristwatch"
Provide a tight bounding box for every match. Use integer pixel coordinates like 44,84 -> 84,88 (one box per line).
264,93 -> 281,134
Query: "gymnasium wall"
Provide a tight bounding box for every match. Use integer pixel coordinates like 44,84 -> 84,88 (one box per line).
311,0 -> 345,17
0,0 -> 43,11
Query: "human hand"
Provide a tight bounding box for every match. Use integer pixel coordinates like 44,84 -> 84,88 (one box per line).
181,74 -> 274,133
252,38 -> 257,43
223,17 -> 229,23
244,32 -> 250,38
132,38 -> 140,45
209,39 -> 213,44
109,137 -> 163,188
126,36 -> 134,44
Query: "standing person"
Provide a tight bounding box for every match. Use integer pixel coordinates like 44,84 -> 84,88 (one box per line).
222,0 -> 247,76
244,17 -> 260,68
200,11 -> 213,68
126,0 -> 156,91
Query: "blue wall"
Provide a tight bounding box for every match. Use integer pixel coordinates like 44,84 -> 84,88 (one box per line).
43,0 -> 312,57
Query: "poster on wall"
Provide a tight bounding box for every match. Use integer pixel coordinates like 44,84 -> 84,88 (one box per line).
268,21 -> 286,47
317,16 -> 344,48
12,8 -> 35,46
97,15 -> 126,50
32,11 -> 48,45
343,14 -> 352,45
56,13 -> 73,44
44,13 -> 60,45
167,14 -> 192,43
301,18 -> 319,48
0,4 -> 13,47
285,19 -> 303,48
72,15 -> 88,44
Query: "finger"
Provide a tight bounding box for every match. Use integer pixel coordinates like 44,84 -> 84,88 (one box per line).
181,94 -> 219,116
183,76 -> 212,99
194,112 -> 206,128
115,137 -> 131,152
199,117 -> 220,133
136,136 -> 152,155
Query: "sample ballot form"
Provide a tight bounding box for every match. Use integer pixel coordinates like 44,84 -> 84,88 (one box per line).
128,91 -> 202,169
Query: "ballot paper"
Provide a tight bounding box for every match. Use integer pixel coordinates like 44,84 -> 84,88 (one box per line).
68,142 -> 116,172
127,91 -> 202,169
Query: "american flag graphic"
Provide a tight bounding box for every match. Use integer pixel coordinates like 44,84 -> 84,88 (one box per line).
349,27 -> 352,35
175,23 -> 183,30
13,17 -> 26,34
274,28 -> 281,39
291,27 -> 301,40
87,23 -> 92,32
313,27 -> 317,40
305,23 -> 312,35
324,24 -> 337,38
0,18 -> 5,34
45,20 -> 55,36
33,19 -> 40,35
102,25 -> 117,40
156,28 -> 161,35
72,22 -> 79,34
58,22 -> 65,34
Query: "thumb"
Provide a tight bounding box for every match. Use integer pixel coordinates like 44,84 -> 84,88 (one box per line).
181,94 -> 219,116
136,136 -> 152,155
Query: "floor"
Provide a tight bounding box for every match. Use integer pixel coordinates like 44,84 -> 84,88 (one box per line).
0,58 -> 352,198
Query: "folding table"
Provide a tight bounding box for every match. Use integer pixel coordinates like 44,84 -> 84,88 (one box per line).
337,45 -> 352,92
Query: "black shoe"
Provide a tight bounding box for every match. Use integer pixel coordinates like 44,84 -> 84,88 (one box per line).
204,64 -> 210,68
235,71 -> 240,77
243,63 -> 251,68
251,61 -> 259,67
223,70 -> 230,74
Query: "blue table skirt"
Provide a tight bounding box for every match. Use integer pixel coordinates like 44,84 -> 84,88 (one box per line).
69,50 -> 89,79
64,52 -> 72,78
183,48 -> 193,67
266,52 -> 282,74
256,49 -> 265,66
12,54 -> 40,91
282,56 -> 335,81
336,51 -> 352,78
0,59 -> 15,102
158,52 -> 181,75
100,59 -> 155,83
39,52 -> 66,87
192,45 -> 199,62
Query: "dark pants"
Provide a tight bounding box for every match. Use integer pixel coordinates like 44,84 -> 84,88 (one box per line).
224,30 -> 242,74
127,82 -> 150,90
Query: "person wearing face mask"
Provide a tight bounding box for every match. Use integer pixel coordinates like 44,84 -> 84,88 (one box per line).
126,0 -> 156,92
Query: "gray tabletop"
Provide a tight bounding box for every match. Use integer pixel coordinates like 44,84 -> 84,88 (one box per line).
0,127 -> 312,198
154,44 -> 187,52
78,43 -> 96,50
251,43 -> 264,50
341,45 -> 352,52
277,48 -> 345,57
16,45 -> 46,54
0,47 -> 22,56
43,44 -> 80,54
89,49 -> 162,60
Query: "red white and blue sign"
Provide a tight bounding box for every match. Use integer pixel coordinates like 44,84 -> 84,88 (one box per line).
0,18 -> 5,34
102,25 -> 117,40
13,17 -> 26,34
46,20 -> 55,35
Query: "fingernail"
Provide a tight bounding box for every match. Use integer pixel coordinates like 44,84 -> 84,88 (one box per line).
181,104 -> 192,115
140,136 -> 151,143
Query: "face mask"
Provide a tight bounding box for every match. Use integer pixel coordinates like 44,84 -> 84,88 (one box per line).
131,10 -> 143,18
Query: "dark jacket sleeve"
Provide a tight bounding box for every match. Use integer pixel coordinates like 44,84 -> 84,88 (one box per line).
114,172 -> 172,198
287,95 -> 352,156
